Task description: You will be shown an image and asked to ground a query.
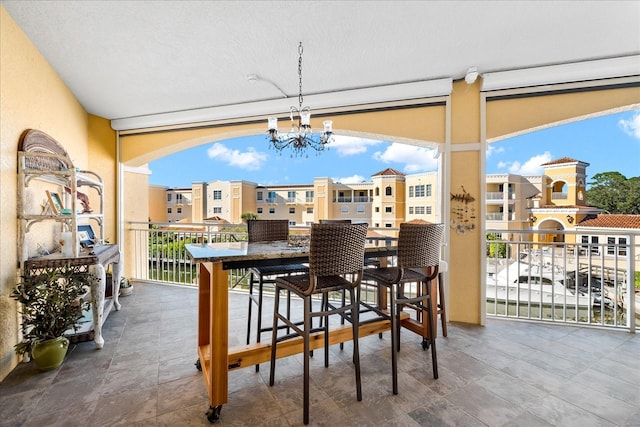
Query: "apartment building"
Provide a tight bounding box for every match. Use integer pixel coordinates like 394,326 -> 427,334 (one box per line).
149,158 -> 601,235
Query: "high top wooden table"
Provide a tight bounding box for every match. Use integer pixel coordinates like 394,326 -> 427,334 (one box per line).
186,240 -> 397,423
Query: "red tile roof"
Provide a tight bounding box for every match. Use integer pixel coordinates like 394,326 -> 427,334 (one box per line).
541,157 -> 580,166
372,168 -> 405,176
578,214 -> 640,229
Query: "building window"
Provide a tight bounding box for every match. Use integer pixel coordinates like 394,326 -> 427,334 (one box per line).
289,221 -> 296,227
257,207 -> 263,214
426,206 -> 432,215
213,207 -> 222,214
177,207 -> 182,214
257,191 -> 263,201
357,205 -> 365,213
167,208 -> 172,213
385,186 -> 392,196
375,187 -> 380,197
426,184 -> 432,197
385,223 -> 392,228
415,185 -> 425,197
375,207 -> 380,213
607,236 -> 627,256
409,186 -> 414,198
415,206 -> 425,214
385,206 -> 392,213
176,194 -> 183,201
269,207 -> 275,214
375,223 -> 380,227
167,194 -> 172,202
581,235 -> 600,255
267,191 -> 277,202
409,207 -> 414,214
289,207 -> 295,214
288,191 -> 296,202
213,190 -> 222,200
341,206 -> 349,213
306,190 -> 314,202
306,207 -> 313,214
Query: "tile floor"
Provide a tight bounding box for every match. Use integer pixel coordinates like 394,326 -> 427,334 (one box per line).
1,281 -> 639,426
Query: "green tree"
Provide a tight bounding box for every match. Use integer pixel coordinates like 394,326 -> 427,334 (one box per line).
586,172 -> 640,214
241,212 -> 258,222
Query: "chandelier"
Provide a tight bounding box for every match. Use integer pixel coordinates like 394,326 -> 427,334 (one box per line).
267,42 -> 334,157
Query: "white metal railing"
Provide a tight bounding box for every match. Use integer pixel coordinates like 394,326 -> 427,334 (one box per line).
486,229 -> 638,331
127,222 -> 637,331
486,191 -> 504,200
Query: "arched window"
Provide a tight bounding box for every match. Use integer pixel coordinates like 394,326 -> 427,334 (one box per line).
375,187 -> 380,197
385,186 -> 392,196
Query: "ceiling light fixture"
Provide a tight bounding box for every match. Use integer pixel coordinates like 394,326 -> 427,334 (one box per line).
267,42 -> 333,157
465,66 -> 479,84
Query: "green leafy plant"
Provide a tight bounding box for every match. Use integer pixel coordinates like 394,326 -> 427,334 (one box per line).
11,267 -> 91,355
119,276 -> 132,289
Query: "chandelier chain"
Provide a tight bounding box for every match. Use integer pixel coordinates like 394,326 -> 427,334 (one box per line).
298,42 -> 304,108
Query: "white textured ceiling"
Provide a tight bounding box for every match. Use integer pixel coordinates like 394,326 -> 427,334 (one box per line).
4,1 -> 640,125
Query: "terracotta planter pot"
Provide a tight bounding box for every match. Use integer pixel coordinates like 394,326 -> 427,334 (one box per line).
31,336 -> 69,371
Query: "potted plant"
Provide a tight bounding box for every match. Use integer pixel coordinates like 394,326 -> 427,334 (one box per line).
11,266 -> 91,371
119,276 -> 133,296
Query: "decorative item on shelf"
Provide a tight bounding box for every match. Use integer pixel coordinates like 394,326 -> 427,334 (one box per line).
266,42 -> 334,157
77,224 -> 96,248
64,186 -> 92,213
10,267 -> 92,371
46,190 -> 63,215
119,277 -> 133,297
60,231 -> 80,257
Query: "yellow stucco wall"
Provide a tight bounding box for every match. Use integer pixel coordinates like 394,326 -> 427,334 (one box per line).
0,6 -> 117,381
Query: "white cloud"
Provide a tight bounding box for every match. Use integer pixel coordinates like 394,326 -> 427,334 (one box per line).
486,144 -> 504,157
506,152 -> 553,175
373,143 -> 437,172
329,135 -> 383,156
497,161 -> 507,169
332,174 -> 367,184
618,111 -> 640,140
206,142 -> 267,171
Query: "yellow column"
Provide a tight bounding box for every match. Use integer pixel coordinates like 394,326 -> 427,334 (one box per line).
447,80 -> 483,324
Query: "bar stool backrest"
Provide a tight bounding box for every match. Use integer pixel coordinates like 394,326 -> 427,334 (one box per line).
309,223 -> 367,278
397,222 -> 444,270
247,219 -> 290,243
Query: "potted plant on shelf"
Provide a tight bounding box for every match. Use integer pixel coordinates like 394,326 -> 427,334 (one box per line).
119,276 -> 133,297
11,267 -> 91,371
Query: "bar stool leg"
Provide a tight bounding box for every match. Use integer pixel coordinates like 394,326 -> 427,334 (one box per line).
438,272 -> 447,337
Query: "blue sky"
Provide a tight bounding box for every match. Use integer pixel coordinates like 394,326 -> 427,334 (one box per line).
149,110 -> 640,188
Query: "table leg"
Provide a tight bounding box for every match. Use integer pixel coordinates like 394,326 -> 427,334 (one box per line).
89,263 -> 105,349
111,253 -> 122,311
198,262 -> 229,416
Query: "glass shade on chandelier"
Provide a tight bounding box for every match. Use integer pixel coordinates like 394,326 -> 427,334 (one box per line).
267,42 -> 334,157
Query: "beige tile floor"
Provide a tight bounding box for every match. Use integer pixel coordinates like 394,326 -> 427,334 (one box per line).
1,281 -> 639,426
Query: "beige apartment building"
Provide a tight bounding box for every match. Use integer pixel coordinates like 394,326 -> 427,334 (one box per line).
149,158 -> 610,238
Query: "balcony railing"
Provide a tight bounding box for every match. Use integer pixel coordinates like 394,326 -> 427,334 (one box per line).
127,222 -> 638,331
486,191 -> 504,200
486,229 -> 638,331
552,192 -> 568,200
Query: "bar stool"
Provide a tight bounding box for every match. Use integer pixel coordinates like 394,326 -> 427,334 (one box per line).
361,222 -> 444,394
245,220 -> 307,371
269,222 -> 367,425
